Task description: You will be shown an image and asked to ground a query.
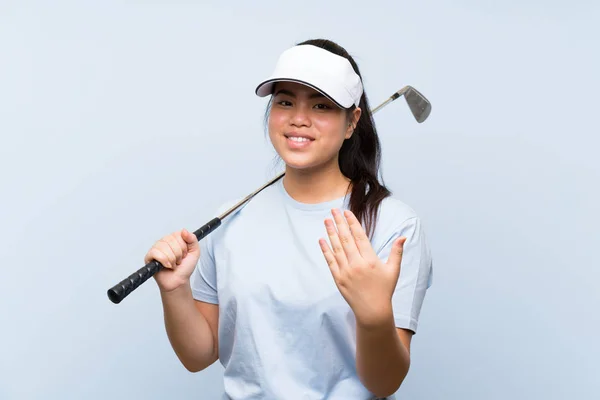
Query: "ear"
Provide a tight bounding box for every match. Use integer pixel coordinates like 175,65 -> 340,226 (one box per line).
344,107 -> 362,139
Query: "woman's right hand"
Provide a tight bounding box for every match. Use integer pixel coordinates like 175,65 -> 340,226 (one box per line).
144,228 -> 201,293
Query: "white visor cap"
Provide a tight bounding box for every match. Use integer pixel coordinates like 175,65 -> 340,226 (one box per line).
255,44 -> 363,109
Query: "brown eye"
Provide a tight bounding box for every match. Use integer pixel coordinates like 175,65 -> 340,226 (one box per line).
314,103 -> 331,110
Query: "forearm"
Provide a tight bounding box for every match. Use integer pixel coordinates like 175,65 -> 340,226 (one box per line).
355,307 -> 410,397
160,283 -> 216,372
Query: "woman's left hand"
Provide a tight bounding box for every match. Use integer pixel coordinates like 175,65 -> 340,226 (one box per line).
319,208 -> 406,329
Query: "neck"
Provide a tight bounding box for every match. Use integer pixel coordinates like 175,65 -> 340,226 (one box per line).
282,159 -> 352,204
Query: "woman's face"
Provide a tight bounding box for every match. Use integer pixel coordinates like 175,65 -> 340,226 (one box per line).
268,81 -> 361,173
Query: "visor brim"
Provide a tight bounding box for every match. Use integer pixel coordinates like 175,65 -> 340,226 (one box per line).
255,78 -> 349,109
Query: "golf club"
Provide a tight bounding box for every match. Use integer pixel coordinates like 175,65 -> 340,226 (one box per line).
107,85 -> 432,304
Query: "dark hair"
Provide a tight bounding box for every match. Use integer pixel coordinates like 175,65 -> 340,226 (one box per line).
264,38 -> 392,240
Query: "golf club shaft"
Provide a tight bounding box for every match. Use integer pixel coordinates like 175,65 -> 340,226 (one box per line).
107,91 -> 404,304
371,87 -> 407,114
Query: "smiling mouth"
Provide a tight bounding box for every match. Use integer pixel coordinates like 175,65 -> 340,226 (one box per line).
284,133 -> 315,141
284,135 -> 315,148
287,136 -> 313,143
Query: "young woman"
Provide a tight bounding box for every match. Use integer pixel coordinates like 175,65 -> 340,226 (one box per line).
145,38 -> 433,400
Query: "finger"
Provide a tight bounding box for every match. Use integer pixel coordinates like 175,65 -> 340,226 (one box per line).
386,237 -> 407,270
319,238 -> 340,279
149,246 -> 175,269
162,235 -> 183,265
343,210 -> 376,260
331,208 -> 361,264
174,231 -> 189,260
156,239 -> 178,269
324,217 -> 348,269
181,229 -> 199,252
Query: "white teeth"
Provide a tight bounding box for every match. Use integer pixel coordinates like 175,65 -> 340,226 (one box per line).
289,137 -> 310,142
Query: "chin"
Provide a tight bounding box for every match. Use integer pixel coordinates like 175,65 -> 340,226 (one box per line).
273,140 -> 335,172
280,157 -> 316,171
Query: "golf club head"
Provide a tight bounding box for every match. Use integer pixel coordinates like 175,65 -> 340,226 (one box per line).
403,86 -> 431,123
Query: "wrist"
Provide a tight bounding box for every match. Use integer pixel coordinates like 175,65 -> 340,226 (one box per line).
355,303 -> 394,332
159,280 -> 192,298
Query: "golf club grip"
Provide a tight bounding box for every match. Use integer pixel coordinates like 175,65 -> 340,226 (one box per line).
106,217 -> 222,304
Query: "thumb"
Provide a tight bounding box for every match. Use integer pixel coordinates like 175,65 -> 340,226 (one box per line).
182,229 -> 199,251
386,236 -> 407,269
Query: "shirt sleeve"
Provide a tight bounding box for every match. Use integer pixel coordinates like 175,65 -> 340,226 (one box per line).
189,198 -> 244,304
190,230 -> 219,304
377,216 -> 433,334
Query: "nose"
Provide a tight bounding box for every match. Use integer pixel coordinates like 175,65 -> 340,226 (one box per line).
289,104 -> 311,127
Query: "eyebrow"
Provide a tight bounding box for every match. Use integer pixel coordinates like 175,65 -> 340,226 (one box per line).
274,89 -> 326,99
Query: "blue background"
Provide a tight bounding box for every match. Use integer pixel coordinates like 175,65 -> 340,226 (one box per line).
1,1 -> 598,398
